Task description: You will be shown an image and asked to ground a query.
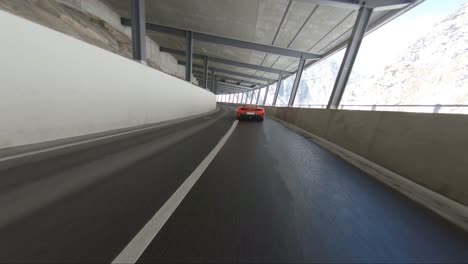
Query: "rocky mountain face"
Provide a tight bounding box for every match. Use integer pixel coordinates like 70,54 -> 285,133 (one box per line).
0,0 -> 133,61
275,2 -> 468,111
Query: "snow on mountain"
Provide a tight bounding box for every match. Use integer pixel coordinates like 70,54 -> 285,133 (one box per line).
276,1 -> 468,109
345,1 -> 468,106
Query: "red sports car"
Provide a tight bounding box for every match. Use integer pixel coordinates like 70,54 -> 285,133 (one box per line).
236,105 -> 264,121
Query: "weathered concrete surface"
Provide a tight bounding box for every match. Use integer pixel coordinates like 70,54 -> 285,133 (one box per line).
368,112 -> 468,206
325,110 -> 382,157
0,0 -> 132,61
262,106 -> 468,207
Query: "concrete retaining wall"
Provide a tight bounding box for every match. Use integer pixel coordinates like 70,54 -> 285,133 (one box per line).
263,106 -> 468,206
0,10 -> 215,149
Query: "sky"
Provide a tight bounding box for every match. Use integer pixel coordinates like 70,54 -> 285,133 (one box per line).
351,0 -> 467,75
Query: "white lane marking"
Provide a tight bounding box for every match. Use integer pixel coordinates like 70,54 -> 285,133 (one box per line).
112,120 -> 239,264
0,108 -> 219,163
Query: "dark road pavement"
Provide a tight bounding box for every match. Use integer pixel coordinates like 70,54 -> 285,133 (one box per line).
0,105 -> 467,263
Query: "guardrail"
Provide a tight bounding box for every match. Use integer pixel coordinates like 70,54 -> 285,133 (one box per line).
216,100 -> 468,114
288,104 -> 468,114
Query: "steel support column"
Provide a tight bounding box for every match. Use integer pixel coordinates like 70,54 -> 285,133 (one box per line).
327,7 -> 372,109
185,31 -> 193,82
203,56 -> 208,89
263,85 -> 270,106
272,72 -> 283,106
255,89 -> 261,105
241,93 -> 245,104
130,0 -> 146,61
211,68 -> 215,92
288,57 -> 306,107
249,91 -> 254,104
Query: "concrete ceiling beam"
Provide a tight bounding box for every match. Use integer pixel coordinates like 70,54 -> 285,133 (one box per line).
121,18 -> 322,59
180,61 -> 275,83
160,47 -> 293,75
299,0 -> 414,11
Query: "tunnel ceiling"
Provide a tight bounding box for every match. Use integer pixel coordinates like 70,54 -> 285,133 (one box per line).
102,0 -> 418,93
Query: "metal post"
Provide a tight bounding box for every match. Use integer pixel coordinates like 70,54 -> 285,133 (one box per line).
130,0 -> 146,61
272,72 -> 283,106
210,68 -> 215,92
255,89 -> 261,105
327,7 -> 372,109
263,85 -> 270,106
203,56 -> 208,89
249,91 -> 254,104
263,85 -> 270,105
241,93 -> 245,104
288,57 -> 306,107
185,31 -> 193,82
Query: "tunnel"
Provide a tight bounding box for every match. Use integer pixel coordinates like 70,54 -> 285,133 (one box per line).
0,0 -> 468,263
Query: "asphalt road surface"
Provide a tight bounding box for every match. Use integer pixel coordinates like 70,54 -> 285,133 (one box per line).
0,105 -> 467,263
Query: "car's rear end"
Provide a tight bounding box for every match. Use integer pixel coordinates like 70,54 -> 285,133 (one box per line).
236,105 -> 264,121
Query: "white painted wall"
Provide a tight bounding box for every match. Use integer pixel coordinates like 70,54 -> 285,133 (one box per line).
0,10 -> 215,149
57,0 -> 198,82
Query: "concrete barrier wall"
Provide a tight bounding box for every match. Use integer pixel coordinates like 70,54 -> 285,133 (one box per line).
261,106 -> 468,206
0,10 -> 215,150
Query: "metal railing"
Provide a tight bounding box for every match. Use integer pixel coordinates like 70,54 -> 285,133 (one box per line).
216,100 -> 468,115
289,104 -> 468,114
